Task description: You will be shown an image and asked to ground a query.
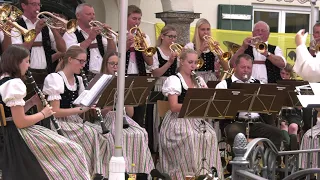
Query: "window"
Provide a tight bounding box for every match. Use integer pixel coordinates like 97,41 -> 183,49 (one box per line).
254,11 -> 279,32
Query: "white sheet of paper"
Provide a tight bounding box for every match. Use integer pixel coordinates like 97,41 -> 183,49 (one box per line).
309,83 -> 320,95
297,95 -> 320,107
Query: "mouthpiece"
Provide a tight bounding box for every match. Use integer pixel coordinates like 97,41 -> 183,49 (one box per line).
243,74 -> 248,79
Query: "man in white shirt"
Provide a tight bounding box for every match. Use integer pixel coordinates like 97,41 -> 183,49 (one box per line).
229,21 -> 286,84
216,54 -> 283,150
13,0 -> 66,73
63,3 -> 116,77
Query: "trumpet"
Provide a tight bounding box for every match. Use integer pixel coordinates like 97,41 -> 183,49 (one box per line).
89,20 -> 118,39
250,36 -> 267,54
203,35 -> 232,61
129,25 -> 156,57
169,42 -> 183,55
0,4 -> 36,42
36,11 -> 77,34
310,39 -> 320,53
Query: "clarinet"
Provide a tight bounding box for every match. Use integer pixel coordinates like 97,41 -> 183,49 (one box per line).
191,71 -> 203,88
80,70 -> 109,134
26,70 -> 64,136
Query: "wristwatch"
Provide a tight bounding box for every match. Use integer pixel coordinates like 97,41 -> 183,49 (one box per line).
266,52 -> 271,58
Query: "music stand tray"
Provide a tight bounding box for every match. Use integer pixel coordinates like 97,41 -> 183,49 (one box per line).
178,88 -> 243,119
97,76 -> 157,107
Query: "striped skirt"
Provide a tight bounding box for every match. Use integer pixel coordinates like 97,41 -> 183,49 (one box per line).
104,111 -> 154,173
19,124 -> 91,180
159,111 -> 223,180
57,115 -> 114,178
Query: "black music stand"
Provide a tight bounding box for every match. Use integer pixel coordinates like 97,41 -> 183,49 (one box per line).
178,88 -> 244,178
277,80 -> 311,107
147,91 -> 167,104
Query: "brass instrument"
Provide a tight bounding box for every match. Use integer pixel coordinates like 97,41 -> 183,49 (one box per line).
36,11 -> 77,34
251,36 -> 267,54
203,35 -> 232,61
169,42 -> 183,55
89,20 -> 118,39
129,25 -> 156,57
310,39 -> 320,53
0,4 -> 36,42
219,41 -> 241,81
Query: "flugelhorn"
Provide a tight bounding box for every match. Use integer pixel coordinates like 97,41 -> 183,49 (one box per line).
203,35 -> 231,61
250,36 -> 267,54
36,11 -> 77,34
129,25 -> 156,57
89,20 -> 118,39
169,42 -> 183,55
0,4 -> 36,42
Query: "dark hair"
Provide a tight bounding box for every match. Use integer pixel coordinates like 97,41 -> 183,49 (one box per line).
313,22 -> 320,31
55,45 -> 87,72
235,54 -> 253,66
157,25 -> 176,46
128,5 -> 142,17
101,51 -> 118,74
0,45 -> 30,78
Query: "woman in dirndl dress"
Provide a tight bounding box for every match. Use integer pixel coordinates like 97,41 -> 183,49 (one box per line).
159,48 -> 223,179
0,45 -> 90,180
100,51 -> 154,175
42,45 -> 114,179
184,18 -> 229,82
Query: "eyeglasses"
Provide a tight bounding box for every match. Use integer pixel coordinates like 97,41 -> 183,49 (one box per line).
108,62 -> 118,67
27,2 -> 42,7
164,34 -> 177,39
73,58 -> 87,64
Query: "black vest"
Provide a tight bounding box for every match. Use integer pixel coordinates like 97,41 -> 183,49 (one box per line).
74,30 -> 105,74
193,43 -> 217,71
244,45 -> 280,83
125,48 -> 147,76
156,48 -> 177,76
17,18 -> 54,73
225,77 -> 260,89
0,77 -> 14,118
59,74 -> 80,109
175,75 -> 187,104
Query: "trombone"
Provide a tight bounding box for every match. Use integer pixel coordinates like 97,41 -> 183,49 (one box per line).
250,36 -> 267,54
129,25 -> 156,57
0,4 -> 36,42
89,20 -> 118,39
36,11 -> 77,34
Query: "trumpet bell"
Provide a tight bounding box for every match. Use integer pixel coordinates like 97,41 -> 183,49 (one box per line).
144,47 -> 157,57
223,41 -> 241,54
24,29 -> 37,42
66,19 -> 77,34
0,4 -> 11,20
9,5 -> 23,20
197,58 -> 205,69
221,52 -> 231,61
256,42 -> 267,53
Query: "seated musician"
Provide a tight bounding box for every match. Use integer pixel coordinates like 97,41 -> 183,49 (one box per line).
160,48 -> 222,179
42,45 -> 114,179
279,64 -> 303,150
0,45 -> 90,179
216,53 -> 283,150
100,51 -> 155,175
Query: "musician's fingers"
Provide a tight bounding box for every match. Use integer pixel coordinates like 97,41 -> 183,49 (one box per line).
296,29 -> 305,35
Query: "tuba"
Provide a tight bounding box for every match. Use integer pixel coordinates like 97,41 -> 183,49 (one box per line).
250,36 -> 267,54
219,41 -> 241,81
89,20 -> 118,39
129,25 -> 156,57
0,4 -> 36,42
36,11 -> 77,34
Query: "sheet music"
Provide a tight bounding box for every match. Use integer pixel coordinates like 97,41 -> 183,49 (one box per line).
297,95 -> 320,107
73,74 -> 114,107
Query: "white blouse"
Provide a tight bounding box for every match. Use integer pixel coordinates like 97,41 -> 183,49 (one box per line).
150,47 -> 178,71
162,73 -> 207,97
0,76 -> 26,107
42,71 -> 85,101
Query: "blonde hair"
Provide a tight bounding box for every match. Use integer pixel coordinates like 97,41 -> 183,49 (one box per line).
178,48 -> 199,86
101,51 -> 118,74
192,18 -> 210,51
156,25 -> 176,46
55,45 -> 87,72
282,63 -> 295,79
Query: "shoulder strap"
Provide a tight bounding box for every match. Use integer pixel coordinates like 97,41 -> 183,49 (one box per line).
225,77 -> 232,89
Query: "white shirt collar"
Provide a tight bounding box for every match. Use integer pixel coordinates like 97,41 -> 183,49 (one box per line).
231,74 -> 256,83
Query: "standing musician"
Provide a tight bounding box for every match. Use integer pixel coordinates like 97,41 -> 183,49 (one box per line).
184,18 -> 229,81
13,0 -> 66,74
63,3 -> 117,78
216,54 -> 283,150
229,21 -> 286,84
42,45 -> 114,179
160,48 -> 222,179
100,51 -> 155,175
0,45 -> 90,180
308,22 -> 320,57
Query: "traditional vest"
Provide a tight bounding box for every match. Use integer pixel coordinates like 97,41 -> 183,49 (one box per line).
125,48 -> 147,76
244,45 -> 280,83
17,18 -> 54,73
225,77 -> 260,89
193,43 -> 216,71
156,48 -> 177,76
175,75 -> 187,104
59,75 -> 80,109
74,30 -> 105,74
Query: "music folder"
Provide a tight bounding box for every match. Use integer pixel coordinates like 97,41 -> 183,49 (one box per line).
178,88 -> 243,119
277,80 -> 310,107
296,82 -> 320,108
96,76 -> 157,108
73,74 -> 114,107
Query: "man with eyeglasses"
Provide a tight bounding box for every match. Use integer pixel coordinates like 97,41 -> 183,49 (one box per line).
12,0 -> 66,74
63,3 -> 116,79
